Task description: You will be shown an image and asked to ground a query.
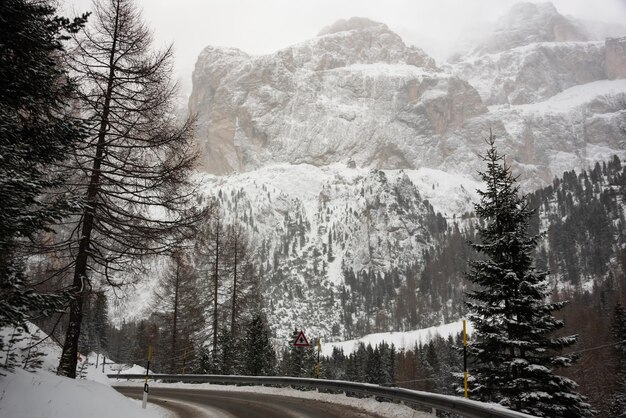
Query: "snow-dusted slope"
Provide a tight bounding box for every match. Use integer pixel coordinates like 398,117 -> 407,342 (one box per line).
322,320 -> 474,356
110,163 -> 481,340
189,163 -> 480,340
0,369 -> 164,418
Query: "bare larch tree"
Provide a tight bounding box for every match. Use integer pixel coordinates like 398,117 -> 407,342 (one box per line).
57,0 -> 199,378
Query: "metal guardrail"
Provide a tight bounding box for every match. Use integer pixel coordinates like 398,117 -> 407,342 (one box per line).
108,373 -> 536,418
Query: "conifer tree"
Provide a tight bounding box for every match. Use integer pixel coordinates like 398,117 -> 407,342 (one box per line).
0,0 -> 87,332
465,133 -> 593,417
214,328 -> 236,374
241,313 -> 276,376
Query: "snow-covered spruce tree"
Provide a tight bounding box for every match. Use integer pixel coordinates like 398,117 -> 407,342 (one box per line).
0,0 -> 87,332
465,133 -> 593,417
241,313 -> 276,376
56,0 -> 199,378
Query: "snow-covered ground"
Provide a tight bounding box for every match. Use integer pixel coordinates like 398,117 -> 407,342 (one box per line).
0,324 -> 167,418
0,368 -> 167,418
322,319 -> 474,356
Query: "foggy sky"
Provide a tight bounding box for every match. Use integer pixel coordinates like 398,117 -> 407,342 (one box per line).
62,0 -> 626,96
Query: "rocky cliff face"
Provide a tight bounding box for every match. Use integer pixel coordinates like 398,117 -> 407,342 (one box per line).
189,17 -> 486,176
189,7 -> 626,191
451,42 -> 606,105
607,37 -> 626,79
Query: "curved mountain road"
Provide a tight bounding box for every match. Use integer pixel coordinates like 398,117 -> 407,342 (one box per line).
115,386 -> 386,418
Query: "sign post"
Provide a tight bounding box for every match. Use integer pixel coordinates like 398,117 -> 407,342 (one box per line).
463,320 -> 468,398
142,345 -> 152,409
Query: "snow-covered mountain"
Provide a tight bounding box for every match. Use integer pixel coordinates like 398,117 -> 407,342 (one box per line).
118,2 -> 626,341
189,7 -> 626,192
189,17 -> 486,177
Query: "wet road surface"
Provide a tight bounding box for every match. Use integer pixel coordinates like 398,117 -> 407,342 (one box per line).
115,386 -> 385,418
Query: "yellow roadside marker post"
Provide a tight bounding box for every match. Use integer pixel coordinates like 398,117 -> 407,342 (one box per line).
316,338 -> 321,378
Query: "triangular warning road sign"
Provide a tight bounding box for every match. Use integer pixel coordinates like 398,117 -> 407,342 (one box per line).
293,330 -> 309,347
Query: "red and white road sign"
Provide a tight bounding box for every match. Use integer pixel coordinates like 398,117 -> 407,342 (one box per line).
293,330 -> 309,347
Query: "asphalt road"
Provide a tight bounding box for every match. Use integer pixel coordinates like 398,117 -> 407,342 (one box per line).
115,386 -> 385,418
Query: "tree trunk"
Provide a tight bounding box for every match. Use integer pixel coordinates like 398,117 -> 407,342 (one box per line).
230,225 -> 238,337
212,217 -> 220,365
57,0 -> 120,378
171,258 -> 180,373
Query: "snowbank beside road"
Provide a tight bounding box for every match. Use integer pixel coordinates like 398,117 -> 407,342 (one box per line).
0,368 -> 167,418
0,324 -> 166,418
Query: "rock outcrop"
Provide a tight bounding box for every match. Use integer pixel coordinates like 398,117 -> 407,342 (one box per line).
452,42 -> 606,105
606,37 -> 626,79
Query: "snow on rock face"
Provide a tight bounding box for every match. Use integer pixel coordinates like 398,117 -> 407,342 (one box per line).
452,3 -> 626,107
452,42 -> 606,105
189,18 -> 486,175
488,80 -> 626,189
190,7 -> 626,192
